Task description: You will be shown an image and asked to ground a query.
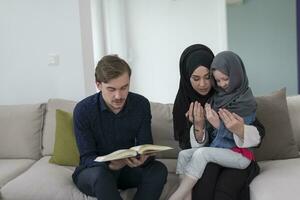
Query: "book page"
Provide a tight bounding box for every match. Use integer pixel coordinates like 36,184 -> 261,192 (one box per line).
94,149 -> 137,162
130,144 -> 173,155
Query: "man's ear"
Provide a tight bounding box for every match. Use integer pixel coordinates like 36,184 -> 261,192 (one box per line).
96,81 -> 102,91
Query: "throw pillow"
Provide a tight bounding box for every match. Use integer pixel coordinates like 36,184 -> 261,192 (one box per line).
254,88 -> 299,161
49,109 -> 79,166
42,98 -> 77,156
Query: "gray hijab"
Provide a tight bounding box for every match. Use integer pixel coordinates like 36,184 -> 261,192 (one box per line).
210,51 -> 256,117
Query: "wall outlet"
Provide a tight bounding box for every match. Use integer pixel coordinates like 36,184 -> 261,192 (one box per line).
48,54 -> 59,66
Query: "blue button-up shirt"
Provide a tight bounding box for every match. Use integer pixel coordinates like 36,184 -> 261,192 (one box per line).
72,92 -> 153,180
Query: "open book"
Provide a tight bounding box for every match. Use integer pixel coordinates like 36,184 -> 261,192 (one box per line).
94,144 -> 173,162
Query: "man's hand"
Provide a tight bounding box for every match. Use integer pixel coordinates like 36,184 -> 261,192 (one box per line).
125,154 -> 149,168
218,108 -> 244,138
108,159 -> 127,171
205,103 -> 220,129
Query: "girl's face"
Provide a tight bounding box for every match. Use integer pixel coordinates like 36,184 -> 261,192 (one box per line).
213,69 -> 229,91
190,66 -> 212,95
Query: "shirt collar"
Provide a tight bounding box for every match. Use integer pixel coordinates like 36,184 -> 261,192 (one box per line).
98,92 -> 108,112
98,92 -> 131,114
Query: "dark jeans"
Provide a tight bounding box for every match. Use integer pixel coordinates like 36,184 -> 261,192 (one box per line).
74,160 -> 168,200
192,161 -> 260,200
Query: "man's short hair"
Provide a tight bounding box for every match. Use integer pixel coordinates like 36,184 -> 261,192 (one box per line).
95,55 -> 131,83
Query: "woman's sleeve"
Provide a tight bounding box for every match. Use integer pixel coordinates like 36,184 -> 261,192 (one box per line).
233,118 -> 265,148
190,125 -> 208,148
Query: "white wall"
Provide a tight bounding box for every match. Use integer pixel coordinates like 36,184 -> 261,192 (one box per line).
0,0 -> 227,105
2,1 -> 296,105
125,0 -> 227,103
0,0 -> 87,105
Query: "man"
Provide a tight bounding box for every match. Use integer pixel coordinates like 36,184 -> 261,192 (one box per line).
72,55 -> 168,200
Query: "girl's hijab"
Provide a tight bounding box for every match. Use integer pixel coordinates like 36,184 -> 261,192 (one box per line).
173,44 -> 214,148
210,51 -> 256,116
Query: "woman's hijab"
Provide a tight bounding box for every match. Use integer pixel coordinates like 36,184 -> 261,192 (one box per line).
210,51 -> 256,117
173,44 -> 214,149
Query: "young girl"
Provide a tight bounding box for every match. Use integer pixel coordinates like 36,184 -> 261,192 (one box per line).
169,51 -> 257,200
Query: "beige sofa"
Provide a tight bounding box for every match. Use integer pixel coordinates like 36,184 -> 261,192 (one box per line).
0,90 -> 300,200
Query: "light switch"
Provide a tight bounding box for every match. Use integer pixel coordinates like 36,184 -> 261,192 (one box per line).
48,54 -> 59,66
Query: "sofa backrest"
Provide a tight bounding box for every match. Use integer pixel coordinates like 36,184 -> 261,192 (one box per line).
150,102 -> 180,158
1,94 -> 298,161
40,95 -> 300,159
0,103 -> 45,160
287,95 -> 300,150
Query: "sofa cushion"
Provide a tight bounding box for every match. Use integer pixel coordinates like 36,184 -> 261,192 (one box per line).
49,110 -> 80,166
254,88 -> 299,161
157,158 -> 177,173
287,95 -> 300,150
42,99 -> 77,156
251,158 -> 300,200
0,103 -> 45,160
0,159 -> 35,188
150,102 -> 180,159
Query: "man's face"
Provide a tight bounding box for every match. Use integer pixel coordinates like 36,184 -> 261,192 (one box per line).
96,72 -> 130,114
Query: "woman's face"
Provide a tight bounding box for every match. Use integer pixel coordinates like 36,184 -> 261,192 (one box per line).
190,66 -> 212,95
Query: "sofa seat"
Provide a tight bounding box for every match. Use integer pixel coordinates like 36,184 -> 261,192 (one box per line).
0,159 -> 35,188
157,158 -> 177,173
1,156 -> 95,200
1,156 -> 179,200
251,158 -> 300,200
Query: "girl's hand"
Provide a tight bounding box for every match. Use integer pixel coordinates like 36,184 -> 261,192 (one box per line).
218,108 -> 244,138
205,103 -> 220,129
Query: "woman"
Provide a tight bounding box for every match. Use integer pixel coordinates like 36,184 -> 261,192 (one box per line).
173,44 -> 265,200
